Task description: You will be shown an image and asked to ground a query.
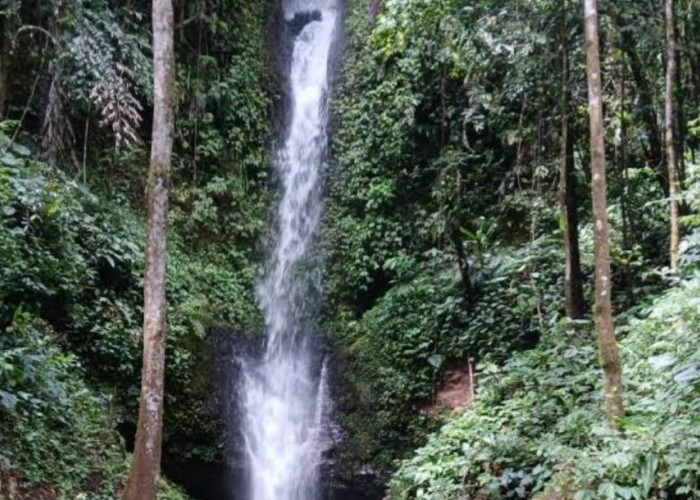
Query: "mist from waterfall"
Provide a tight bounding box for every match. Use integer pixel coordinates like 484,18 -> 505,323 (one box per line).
238,2 -> 338,500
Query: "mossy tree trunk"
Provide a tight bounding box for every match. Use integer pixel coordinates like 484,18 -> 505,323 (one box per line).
584,0 -> 624,425
0,13 -> 9,118
559,0 -> 585,320
122,0 -> 175,498
665,0 -> 680,272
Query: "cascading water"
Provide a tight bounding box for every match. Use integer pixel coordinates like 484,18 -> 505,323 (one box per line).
238,2 -> 338,499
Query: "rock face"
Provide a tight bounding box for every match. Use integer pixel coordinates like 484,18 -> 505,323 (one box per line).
330,462 -> 385,500
162,460 -> 232,500
157,327 -> 255,500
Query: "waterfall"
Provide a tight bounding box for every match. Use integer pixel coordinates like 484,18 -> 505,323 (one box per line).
238,2 -> 338,499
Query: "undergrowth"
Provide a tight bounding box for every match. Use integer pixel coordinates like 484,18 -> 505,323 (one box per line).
0,310 -> 190,499
388,270 -> 700,499
0,133 -> 245,497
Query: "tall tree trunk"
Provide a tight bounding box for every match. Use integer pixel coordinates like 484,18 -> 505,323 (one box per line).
613,7 -> 664,178
584,0 -> 624,425
666,0 -> 680,272
674,13 -> 686,183
619,62 -> 635,299
0,13 -> 9,118
370,0 -> 382,22
122,0 -> 175,498
687,7 -> 700,123
559,0 -> 585,320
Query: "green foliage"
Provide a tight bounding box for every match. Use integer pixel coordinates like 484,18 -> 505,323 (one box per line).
157,479 -> 191,500
62,0 -> 151,147
332,233 -> 569,473
0,130 -> 262,488
0,310 -> 126,498
326,0 -> 691,484
388,271 -> 700,499
0,131 -> 143,386
680,162 -> 700,270
170,0 -> 273,250
1,0 -> 274,493
326,0 -> 579,318
325,0 -> 567,475
334,251 -> 467,466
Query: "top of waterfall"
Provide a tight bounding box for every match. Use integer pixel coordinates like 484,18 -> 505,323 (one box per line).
287,10 -> 322,36
283,0 -> 336,21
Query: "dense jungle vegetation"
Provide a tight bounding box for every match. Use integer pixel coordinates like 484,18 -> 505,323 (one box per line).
0,0 -> 273,496
1,0 -> 700,498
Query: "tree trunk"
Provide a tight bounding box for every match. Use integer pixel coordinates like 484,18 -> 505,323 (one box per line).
584,0 -> 624,425
0,13 -> 9,118
121,0 -> 175,498
687,9 -> 700,124
674,17 -> 686,184
370,0 -> 382,22
613,7 -> 664,178
665,0 -> 680,272
619,62 -> 635,299
449,224 -> 472,296
559,0 -> 585,320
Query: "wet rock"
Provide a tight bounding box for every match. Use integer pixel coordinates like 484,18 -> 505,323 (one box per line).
329,464 -> 384,500
288,10 -> 322,36
162,460 -> 234,500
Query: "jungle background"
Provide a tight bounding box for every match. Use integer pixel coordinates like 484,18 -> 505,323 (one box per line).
1,0 -> 700,498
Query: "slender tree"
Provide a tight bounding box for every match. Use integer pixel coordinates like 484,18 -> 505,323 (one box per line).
370,0 -> 382,22
665,0 -> 680,272
559,0 -> 585,319
122,0 -> 175,498
612,6 -> 663,178
0,14 -> 9,118
583,0 -> 624,424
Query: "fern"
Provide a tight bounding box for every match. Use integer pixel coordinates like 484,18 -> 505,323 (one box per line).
63,5 -> 150,149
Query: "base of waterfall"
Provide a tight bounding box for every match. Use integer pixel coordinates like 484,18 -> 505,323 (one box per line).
162,327 -> 379,500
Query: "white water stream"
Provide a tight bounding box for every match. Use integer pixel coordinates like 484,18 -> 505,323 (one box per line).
239,3 -> 338,499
